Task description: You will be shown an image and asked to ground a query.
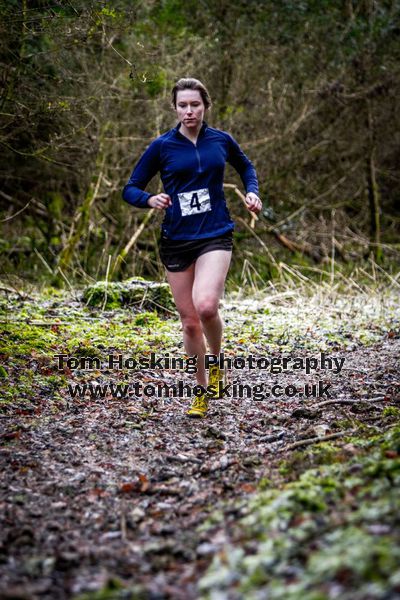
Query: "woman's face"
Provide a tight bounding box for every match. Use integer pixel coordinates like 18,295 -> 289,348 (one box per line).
175,89 -> 205,130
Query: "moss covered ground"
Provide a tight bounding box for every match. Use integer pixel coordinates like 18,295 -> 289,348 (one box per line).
0,277 -> 399,599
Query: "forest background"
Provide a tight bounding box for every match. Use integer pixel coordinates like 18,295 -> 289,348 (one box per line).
1,0 -> 399,289
1,3 -> 400,599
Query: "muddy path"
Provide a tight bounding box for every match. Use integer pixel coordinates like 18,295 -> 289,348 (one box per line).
1,306 -> 399,600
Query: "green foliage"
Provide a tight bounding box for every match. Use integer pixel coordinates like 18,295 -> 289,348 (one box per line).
382,406 -> 400,419
307,527 -> 400,582
133,311 -> 160,326
46,192 -> 64,220
145,67 -> 168,98
0,286 -> 180,412
99,7 -> 117,19
72,576 -> 149,599
199,425 -> 400,599
0,323 -> 58,357
83,278 -> 174,312
279,443 -> 345,479
149,0 -> 188,33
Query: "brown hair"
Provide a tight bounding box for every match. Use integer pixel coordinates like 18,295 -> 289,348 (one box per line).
171,78 -> 212,109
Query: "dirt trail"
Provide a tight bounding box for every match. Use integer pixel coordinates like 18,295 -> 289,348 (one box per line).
1,336 -> 399,599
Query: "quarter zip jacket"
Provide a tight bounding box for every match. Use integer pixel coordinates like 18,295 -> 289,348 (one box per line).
122,121 -> 259,240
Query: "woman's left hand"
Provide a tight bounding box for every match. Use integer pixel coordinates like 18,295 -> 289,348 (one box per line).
244,192 -> 262,214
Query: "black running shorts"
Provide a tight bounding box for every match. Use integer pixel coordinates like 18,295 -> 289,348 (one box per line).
159,230 -> 233,272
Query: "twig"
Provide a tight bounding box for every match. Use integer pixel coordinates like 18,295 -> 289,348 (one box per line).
0,201 -> 31,222
165,453 -> 202,464
283,430 -> 357,451
330,208 -> 335,285
0,285 -> 22,295
0,284 -> 31,300
314,397 -> 387,409
34,248 -> 54,275
120,502 -> 127,543
236,217 -> 279,268
370,259 -> 400,289
146,299 -> 178,316
55,267 -> 79,301
280,262 -> 311,283
223,183 -> 258,228
139,286 -> 149,311
314,399 -> 361,409
112,209 -> 156,278
101,254 -> 112,311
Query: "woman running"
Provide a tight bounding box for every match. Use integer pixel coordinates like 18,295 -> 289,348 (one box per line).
122,78 -> 262,417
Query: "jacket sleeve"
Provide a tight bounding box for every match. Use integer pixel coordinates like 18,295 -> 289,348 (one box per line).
122,138 -> 162,208
225,133 -> 259,195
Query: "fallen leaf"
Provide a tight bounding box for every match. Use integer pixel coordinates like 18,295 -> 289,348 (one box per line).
385,450 -> 398,459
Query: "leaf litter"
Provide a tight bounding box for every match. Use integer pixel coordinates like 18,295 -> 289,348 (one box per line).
0,284 -> 399,599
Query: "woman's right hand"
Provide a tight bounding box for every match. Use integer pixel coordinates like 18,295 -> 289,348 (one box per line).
147,193 -> 172,210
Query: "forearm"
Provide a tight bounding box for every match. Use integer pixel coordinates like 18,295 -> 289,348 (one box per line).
122,184 -> 152,208
242,164 -> 259,196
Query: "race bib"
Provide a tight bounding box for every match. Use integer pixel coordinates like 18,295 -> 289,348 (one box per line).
177,188 -> 211,216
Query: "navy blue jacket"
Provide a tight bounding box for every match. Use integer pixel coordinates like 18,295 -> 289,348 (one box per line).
122,121 -> 259,240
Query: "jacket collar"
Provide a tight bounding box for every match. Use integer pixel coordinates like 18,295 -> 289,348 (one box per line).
174,120 -> 208,140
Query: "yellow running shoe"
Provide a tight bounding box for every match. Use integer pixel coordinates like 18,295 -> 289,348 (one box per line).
208,364 -> 224,399
187,393 -> 209,418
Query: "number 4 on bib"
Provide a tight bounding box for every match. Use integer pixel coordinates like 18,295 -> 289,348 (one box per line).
190,193 -> 201,210
178,188 -> 211,216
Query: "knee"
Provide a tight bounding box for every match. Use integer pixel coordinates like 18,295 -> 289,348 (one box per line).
195,298 -> 218,321
182,317 -> 202,338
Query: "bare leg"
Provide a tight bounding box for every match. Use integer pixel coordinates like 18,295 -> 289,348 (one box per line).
192,249 -> 232,359
165,264 -> 208,387
166,250 -> 232,388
